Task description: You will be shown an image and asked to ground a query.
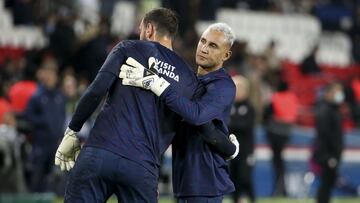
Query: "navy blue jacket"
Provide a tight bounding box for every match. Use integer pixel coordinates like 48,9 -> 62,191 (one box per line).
69,40 -> 199,177
25,84 -> 66,149
172,68 -> 236,197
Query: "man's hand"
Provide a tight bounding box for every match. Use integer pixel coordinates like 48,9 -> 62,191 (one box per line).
54,128 -> 80,171
119,57 -> 170,96
226,134 -> 239,161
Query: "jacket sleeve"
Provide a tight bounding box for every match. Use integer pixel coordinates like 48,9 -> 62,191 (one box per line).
68,48 -> 125,131
196,121 -> 236,157
161,79 -> 235,125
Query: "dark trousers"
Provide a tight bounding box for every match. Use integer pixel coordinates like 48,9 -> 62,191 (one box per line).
65,147 -> 157,203
31,146 -> 55,192
230,155 -> 255,203
317,165 -> 338,203
177,196 -> 223,203
267,132 -> 288,196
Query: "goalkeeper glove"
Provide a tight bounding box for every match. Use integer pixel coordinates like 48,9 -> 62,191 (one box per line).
226,134 -> 239,161
54,127 -> 80,171
119,57 -> 170,96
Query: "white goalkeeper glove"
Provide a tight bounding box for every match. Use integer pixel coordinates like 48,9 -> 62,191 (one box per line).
119,57 -> 170,96
226,134 -> 239,161
54,127 -> 80,171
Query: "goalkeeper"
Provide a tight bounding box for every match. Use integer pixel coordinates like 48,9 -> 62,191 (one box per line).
55,8 -> 238,203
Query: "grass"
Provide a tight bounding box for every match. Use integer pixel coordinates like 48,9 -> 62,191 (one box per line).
54,197 -> 360,203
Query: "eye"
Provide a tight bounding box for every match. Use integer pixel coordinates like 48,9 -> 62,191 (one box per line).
210,43 -> 218,48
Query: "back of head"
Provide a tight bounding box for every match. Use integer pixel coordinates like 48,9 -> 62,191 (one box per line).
232,75 -> 250,101
143,8 -> 178,39
206,22 -> 236,48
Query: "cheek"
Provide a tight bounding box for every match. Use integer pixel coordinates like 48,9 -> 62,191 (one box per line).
195,44 -> 202,53
210,52 -> 222,62
139,32 -> 144,40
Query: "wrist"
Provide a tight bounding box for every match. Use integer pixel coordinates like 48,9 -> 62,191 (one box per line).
65,127 -> 79,139
151,77 -> 170,96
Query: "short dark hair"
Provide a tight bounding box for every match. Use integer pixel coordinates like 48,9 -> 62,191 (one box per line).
143,8 -> 178,39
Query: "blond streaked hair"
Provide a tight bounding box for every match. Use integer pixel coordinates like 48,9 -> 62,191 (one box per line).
205,23 -> 236,47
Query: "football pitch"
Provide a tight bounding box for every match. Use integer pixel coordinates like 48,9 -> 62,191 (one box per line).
54,197 -> 360,203
160,197 -> 358,203
158,197 -> 358,203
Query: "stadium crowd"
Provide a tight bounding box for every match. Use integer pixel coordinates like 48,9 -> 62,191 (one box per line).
0,0 -> 360,202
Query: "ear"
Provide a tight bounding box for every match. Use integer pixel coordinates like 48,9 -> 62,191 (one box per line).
145,23 -> 154,40
223,50 -> 232,62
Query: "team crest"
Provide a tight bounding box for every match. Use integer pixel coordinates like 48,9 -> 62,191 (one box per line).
142,78 -> 154,89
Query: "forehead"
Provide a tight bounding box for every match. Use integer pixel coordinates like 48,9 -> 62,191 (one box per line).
201,29 -> 228,47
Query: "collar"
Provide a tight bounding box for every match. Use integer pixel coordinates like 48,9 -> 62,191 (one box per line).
198,68 -> 225,80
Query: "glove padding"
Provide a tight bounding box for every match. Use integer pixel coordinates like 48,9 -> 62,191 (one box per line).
226,134 -> 239,161
119,57 -> 170,96
54,128 -> 80,171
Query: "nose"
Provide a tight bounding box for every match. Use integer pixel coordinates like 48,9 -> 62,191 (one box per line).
200,44 -> 209,54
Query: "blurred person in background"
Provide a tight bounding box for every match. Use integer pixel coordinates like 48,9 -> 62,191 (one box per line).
313,82 -> 345,203
61,69 -> 93,141
246,54 -> 272,123
229,75 -> 256,203
225,40 -> 251,76
48,9 -> 76,69
162,0 -> 198,37
61,69 -> 79,116
300,45 -> 321,75
347,76 -> 360,128
6,0 -> 35,25
73,19 -> 113,82
263,80 -> 298,196
24,57 -> 66,192
7,65 -> 38,114
0,79 -> 27,192
7,63 -> 38,139
0,81 -> 12,125
0,111 -> 27,193
263,40 -> 281,90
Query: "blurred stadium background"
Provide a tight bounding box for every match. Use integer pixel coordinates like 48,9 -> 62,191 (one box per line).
0,0 -> 360,202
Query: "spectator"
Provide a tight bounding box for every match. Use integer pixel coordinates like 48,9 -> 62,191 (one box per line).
9,0 -> 34,25
24,58 -> 66,192
73,20 -> 112,81
263,40 -> 281,89
225,40 -> 251,76
0,78 -> 12,124
0,98 -> 12,125
264,80 -> 298,196
61,69 -> 92,141
347,76 -> 360,128
8,65 -> 37,114
313,82 -> 345,203
49,12 -> 76,68
0,112 -> 27,193
229,75 -> 256,203
300,45 -> 321,75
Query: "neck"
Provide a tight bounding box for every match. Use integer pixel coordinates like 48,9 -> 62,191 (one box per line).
197,65 -> 221,76
154,36 -> 173,50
